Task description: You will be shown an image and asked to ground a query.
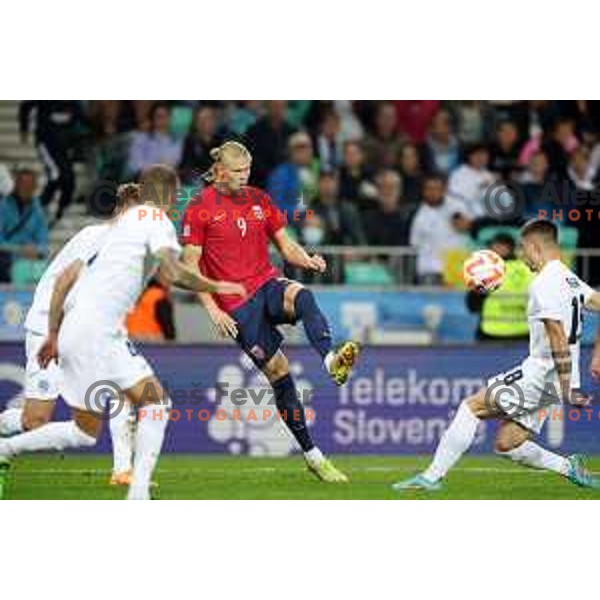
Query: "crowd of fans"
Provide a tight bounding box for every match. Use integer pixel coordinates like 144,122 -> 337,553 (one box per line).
3,100 -> 600,286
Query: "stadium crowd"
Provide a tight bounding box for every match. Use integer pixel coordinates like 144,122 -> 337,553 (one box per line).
2,100 -> 600,287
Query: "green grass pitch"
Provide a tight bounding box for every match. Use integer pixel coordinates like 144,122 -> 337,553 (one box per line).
4,454 -> 600,499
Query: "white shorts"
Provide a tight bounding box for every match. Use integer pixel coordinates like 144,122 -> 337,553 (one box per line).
58,311 -> 154,413
487,357 -> 559,434
24,331 -> 62,401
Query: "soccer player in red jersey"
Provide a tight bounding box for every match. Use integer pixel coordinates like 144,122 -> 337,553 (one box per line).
181,141 -> 360,482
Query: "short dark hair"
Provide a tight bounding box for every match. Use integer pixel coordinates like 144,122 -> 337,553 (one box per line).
421,172 -> 446,187
520,219 -> 559,244
490,232 -> 515,249
139,164 -> 179,206
15,167 -> 36,179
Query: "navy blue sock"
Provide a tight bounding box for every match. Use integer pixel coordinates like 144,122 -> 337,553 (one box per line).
272,373 -> 315,452
294,288 -> 332,359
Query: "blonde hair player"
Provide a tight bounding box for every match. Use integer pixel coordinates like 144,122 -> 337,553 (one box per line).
0,165 -> 246,500
393,219 -> 600,492
181,141 -> 360,483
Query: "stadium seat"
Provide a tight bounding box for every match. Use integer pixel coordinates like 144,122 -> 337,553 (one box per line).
11,258 -> 48,286
476,225 -> 521,248
170,105 -> 193,138
344,261 -> 395,286
558,225 -> 578,249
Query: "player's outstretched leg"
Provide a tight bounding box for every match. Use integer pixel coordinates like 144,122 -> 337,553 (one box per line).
108,399 -> 134,486
494,421 -> 598,488
0,408 -> 99,498
392,388 -> 490,492
290,286 -> 360,386
265,351 -> 348,483
0,411 -> 98,459
0,399 -> 55,437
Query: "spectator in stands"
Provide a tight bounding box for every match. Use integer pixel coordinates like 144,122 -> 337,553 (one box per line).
0,169 -> 48,283
127,103 -> 182,177
420,109 -> 461,175
126,276 -> 176,342
452,100 -> 492,144
540,117 -> 579,178
267,131 -> 319,214
333,100 -> 364,141
19,101 -> 84,223
313,171 -> 366,246
394,101 -> 440,145
466,233 -> 531,342
398,143 -> 422,210
519,150 -> 558,218
519,117 -> 579,179
409,174 -> 471,285
489,120 -> 523,180
363,169 -> 412,246
363,102 -> 404,171
0,161 -> 13,198
567,145 -> 596,192
448,143 -> 497,220
338,141 -> 378,212
246,100 -> 295,187
179,106 -> 222,185
227,101 -> 263,136
316,109 -> 344,171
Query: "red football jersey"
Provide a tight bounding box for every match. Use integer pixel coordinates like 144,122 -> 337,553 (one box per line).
180,185 -> 287,313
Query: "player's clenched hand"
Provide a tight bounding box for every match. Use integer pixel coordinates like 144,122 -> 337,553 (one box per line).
208,307 -> 239,339
38,335 -> 59,369
214,282 -> 247,298
568,389 -> 593,408
307,254 -> 327,273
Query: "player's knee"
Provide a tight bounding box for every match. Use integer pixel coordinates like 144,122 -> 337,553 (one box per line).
494,437 -> 516,454
22,413 -> 50,431
263,354 -> 289,382
293,287 -> 316,315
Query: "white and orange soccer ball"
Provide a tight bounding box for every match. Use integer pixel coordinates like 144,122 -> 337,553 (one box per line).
463,249 -> 506,292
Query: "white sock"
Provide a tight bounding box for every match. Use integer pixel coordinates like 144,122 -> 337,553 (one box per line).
422,401 -> 480,482
0,408 -> 24,436
109,401 -> 133,474
497,440 -> 569,476
324,351 -> 335,373
0,421 -> 96,457
128,403 -> 169,500
305,446 -> 324,465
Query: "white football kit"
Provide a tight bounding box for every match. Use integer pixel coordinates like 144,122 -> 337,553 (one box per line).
22,224 -> 111,401
488,260 -> 595,433
58,206 -> 181,411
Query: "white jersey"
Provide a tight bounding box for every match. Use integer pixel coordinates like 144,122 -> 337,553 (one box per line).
64,205 -> 181,331
24,224 -> 111,335
528,259 -> 595,388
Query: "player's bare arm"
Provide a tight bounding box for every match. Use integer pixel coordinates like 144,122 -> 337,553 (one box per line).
181,244 -> 239,338
271,229 -> 326,273
156,247 -> 246,298
543,318 -> 575,405
38,259 -> 84,368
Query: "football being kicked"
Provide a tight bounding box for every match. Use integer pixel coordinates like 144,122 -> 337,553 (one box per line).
463,249 -> 506,293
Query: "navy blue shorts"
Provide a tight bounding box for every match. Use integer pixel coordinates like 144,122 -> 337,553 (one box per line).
231,278 -> 297,368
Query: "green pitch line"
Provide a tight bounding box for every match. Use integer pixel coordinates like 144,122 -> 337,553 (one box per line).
4,455 -> 600,500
